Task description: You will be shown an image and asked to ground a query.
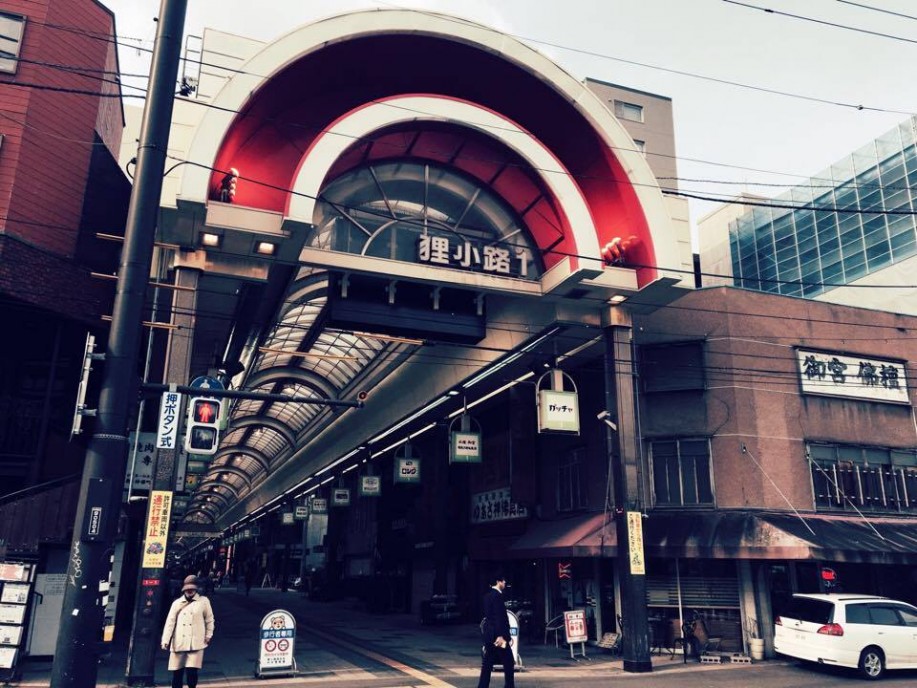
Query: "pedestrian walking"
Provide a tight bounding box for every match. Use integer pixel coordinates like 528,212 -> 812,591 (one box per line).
477,572 -> 515,688
161,575 -> 215,688
244,563 -> 254,596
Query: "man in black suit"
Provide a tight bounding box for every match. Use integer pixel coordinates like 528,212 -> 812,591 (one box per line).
477,572 -> 515,688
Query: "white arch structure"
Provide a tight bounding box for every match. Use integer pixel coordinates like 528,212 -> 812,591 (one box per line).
178,9 -> 680,270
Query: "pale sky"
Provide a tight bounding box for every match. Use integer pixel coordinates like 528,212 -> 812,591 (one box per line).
104,0 -> 917,230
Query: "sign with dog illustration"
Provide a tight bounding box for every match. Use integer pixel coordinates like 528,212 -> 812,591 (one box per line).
256,609 -> 297,677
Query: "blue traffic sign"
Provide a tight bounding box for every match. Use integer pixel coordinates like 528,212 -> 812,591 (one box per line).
189,375 -> 225,391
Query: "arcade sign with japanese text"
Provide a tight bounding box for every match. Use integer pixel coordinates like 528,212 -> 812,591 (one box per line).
417,235 -> 531,278
796,349 -> 908,404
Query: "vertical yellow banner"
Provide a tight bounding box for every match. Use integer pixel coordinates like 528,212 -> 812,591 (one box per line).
141,490 -> 173,568
626,511 -> 646,575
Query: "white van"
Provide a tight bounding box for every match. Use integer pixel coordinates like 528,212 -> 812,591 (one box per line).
774,593 -> 917,680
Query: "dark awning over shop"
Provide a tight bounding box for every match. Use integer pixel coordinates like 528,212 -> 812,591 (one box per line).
507,512 -> 615,559
499,511 -> 917,564
759,513 -> 917,565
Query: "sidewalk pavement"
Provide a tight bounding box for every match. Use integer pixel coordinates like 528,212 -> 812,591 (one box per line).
15,588 -> 769,687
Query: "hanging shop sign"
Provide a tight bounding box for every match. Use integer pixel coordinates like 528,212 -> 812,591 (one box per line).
332,488 -> 351,506
449,413 -> 482,464
360,475 -> 381,496
536,370 -> 580,434
394,458 -> 421,484
626,511 -> 646,575
557,562 -> 572,580
294,506 -> 309,520
281,512 -> 294,525
256,609 -> 296,678
156,391 -> 182,449
796,349 -> 908,404
470,488 -> 528,524
141,490 -> 173,568
450,431 -> 481,463
310,498 -> 327,514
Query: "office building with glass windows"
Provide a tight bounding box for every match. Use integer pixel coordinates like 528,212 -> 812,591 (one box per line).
699,117 -> 917,315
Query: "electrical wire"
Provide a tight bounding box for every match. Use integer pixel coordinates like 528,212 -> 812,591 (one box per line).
724,0 -> 917,46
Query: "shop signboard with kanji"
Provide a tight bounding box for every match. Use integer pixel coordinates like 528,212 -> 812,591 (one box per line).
470,488 -> 528,524
256,609 -> 296,677
331,488 -> 351,506
450,431 -> 482,463
141,490 -> 173,568
797,349 -> 908,404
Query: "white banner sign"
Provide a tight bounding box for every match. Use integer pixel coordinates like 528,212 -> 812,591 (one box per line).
156,392 -> 182,449
331,488 -> 351,506
797,349 -> 908,404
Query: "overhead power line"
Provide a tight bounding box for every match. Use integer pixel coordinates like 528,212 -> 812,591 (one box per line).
724,0 -> 917,46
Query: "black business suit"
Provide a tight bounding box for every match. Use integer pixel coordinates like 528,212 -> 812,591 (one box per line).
477,586 -> 515,688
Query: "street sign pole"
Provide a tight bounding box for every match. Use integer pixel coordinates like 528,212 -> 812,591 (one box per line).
49,3 -> 188,687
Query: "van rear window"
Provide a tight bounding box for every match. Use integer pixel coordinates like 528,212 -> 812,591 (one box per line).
784,598 -> 834,624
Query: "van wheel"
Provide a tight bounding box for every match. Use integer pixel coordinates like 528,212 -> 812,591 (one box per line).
858,646 -> 884,680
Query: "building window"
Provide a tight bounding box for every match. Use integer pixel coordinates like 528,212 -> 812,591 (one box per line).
614,100 -> 644,123
0,13 -> 25,74
651,439 -> 713,507
633,139 -> 646,155
641,341 -> 705,393
809,443 -> 917,514
557,447 -> 588,512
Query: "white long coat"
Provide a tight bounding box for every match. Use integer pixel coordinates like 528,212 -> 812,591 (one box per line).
161,593 -> 215,670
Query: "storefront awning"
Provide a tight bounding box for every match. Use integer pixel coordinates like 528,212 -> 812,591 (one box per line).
501,511 -> 917,564
507,512 -> 615,558
759,512 -> 917,565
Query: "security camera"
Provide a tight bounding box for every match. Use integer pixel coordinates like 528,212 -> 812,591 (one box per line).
596,410 -> 617,432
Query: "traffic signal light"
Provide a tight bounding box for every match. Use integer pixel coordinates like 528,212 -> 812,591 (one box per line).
185,397 -> 221,455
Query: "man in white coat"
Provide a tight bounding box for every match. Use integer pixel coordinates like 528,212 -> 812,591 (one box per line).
161,575 -> 215,688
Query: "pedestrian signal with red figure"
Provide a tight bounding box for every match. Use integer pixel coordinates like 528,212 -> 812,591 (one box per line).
185,397 -> 221,455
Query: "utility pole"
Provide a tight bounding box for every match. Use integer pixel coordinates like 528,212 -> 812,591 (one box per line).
604,306 -> 652,673
50,2 -> 188,687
